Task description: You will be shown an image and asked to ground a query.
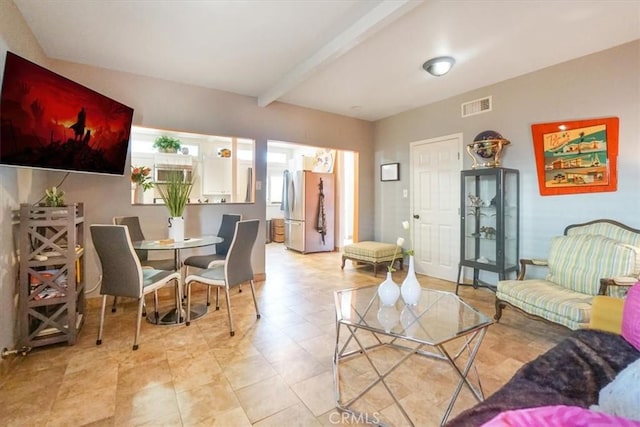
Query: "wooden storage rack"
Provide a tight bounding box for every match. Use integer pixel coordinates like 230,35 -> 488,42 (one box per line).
18,203 -> 86,347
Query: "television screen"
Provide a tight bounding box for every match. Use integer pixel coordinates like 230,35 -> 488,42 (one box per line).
0,51 -> 133,175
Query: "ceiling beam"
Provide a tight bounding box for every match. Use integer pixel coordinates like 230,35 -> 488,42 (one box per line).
257,0 -> 422,108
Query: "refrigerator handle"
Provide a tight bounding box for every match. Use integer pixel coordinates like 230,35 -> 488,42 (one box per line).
289,178 -> 295,215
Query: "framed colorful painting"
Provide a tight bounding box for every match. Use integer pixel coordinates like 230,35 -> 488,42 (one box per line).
531,117 -> 619,196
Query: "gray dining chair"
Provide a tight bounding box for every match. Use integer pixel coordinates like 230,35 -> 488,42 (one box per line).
113,216 -> 176,271
112,216 -> 176,314
183,213 -> 242,305
90,224 -> 181,350
183,213 -> 241,270
184,219 -> 260,336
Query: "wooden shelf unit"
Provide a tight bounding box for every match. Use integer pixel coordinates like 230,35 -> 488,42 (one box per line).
18,203 -> 86,348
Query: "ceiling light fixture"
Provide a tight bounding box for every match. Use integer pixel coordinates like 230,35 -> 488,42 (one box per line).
422,56 -> 455,77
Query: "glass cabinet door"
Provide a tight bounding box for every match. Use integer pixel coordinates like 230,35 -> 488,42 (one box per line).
457,168 -> 519,292
503,171 -> 519,269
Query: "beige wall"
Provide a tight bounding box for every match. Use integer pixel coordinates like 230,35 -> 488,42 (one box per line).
0,0 -> 52,374
0,0 -> 375,359
373,41 -> 640,276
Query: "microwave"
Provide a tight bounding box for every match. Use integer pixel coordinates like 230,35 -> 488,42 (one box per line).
154,164 -> 193,183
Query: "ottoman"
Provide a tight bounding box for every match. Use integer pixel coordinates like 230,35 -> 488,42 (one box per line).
341,241 -> 403,277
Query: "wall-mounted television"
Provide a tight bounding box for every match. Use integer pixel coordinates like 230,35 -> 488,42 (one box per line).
0,51 -> 134,175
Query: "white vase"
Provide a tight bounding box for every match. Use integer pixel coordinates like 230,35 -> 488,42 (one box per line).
401,255 -> 421,305
377,271 -> 400,306
168,216 -> 185,242
134,185 -> 145,204
377,305 -> 400,333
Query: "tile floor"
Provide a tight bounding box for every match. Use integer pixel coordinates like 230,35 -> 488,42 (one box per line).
0,243 -> 570,426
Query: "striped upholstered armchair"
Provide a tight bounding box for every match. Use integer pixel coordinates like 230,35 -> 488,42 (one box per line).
494,219 -> 640,330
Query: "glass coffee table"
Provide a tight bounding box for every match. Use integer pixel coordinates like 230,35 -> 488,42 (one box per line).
333,285 -> 494,426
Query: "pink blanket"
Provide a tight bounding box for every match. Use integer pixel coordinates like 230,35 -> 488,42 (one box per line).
482,405 -> 640,427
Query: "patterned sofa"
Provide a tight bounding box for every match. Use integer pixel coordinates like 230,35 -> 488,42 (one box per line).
495,219 -> 640,330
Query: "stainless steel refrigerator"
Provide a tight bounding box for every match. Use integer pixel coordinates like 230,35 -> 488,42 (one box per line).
283,170 -> 335,253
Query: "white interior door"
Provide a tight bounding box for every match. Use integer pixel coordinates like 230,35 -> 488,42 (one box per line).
410,134 -> 462,281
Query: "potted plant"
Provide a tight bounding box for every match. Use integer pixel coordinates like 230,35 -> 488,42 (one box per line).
153,135 -> 182,153
44,186 -> 65,207
130,165 -> 153,191
131,165 -> 153,204
156,172 -> 193,241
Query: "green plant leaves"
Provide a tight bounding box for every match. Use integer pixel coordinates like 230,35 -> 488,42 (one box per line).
44,186 -> 65,207
153,136 -> 181,151
156,172 -> 193,217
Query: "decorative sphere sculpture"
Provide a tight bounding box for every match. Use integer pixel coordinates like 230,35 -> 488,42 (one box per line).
466,130 -> 510,169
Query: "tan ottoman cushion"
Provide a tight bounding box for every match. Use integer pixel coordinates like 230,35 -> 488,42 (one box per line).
343,241 -> 399,263
342,241 -> 403,276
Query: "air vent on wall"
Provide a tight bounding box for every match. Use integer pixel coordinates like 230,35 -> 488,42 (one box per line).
461,96 -> 492,117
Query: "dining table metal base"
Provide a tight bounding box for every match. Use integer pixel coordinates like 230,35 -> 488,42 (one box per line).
146,303 -> 208,325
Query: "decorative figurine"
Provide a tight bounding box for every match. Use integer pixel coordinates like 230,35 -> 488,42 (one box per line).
480,226 -> 496,239
468,194 -> 483,207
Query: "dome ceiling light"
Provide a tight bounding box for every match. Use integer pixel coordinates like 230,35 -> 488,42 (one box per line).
422,56 -> 455,77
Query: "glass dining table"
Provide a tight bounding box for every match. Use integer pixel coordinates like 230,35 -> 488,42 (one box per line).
132,235 -> 223,325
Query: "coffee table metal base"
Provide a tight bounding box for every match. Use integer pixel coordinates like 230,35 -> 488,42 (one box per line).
333,324 -> 488,426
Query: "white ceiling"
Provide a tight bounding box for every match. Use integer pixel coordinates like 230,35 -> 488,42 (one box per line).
13,0 -> 640,122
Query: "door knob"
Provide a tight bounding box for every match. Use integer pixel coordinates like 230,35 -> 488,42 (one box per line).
413,214 -> 420,219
